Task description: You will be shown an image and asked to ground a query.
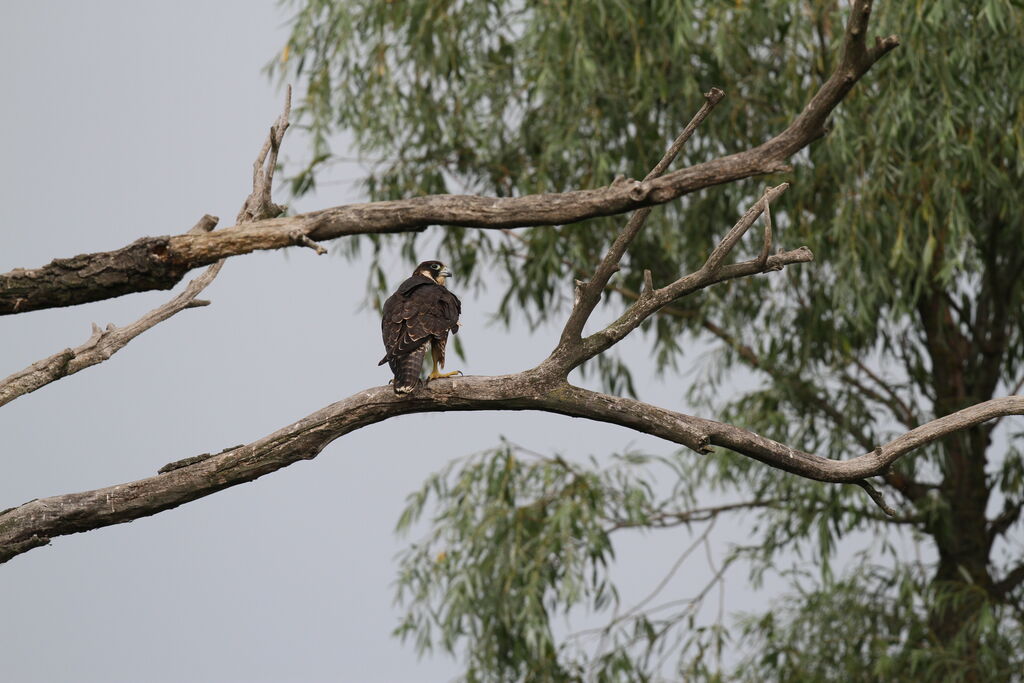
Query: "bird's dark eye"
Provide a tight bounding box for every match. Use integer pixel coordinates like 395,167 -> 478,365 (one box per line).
431,264 -> 440,270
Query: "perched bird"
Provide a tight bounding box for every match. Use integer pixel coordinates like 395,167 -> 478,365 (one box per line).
379,260 -> 462,394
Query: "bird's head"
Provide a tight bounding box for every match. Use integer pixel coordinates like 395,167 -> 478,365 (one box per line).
415,260 -> 453,286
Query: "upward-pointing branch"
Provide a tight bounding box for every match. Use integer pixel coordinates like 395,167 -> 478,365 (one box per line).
558,87 -> 724,349
0,218 -> 223,408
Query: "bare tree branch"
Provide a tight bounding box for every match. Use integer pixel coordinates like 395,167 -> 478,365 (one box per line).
560,87 -> 724,346
237,86 -> 292,224
0,91 -> 296,409
0,215 -> 223,408
548,184 -> 799,371
0,2 -> 897,316
1,366 -> 1019,563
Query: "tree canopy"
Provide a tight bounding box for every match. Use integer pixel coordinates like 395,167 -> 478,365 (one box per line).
275,0 -> 1024,679
1,1 -> 1020,679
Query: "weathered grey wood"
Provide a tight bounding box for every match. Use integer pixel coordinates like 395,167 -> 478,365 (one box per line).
1,371 -> 1019,564
0,217 -> 223,407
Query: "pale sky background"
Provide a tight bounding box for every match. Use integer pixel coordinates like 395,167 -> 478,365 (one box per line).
0,3 -> 902,682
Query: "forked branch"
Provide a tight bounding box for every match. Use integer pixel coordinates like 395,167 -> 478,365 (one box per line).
560,87 -> 725,346
237,85 -> 292,223
549,183 -> 803,372
0,93 -> 295,408
0,215 -> 224,408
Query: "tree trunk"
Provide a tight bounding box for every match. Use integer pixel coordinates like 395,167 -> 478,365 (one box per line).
919,284 -> 996,665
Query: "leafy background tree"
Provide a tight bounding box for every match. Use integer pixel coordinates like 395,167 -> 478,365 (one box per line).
274,0 -> 1024,679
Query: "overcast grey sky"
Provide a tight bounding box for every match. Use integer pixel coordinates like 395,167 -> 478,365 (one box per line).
0,3 -> 898,681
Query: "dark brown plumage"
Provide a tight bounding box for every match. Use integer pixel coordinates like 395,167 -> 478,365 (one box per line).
379,260 -> 462,394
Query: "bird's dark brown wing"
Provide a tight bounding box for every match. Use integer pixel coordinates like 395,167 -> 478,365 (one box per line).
429,286 -> 461,368
379,276 -> 461,366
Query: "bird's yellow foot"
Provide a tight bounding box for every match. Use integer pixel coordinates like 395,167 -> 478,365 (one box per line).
427,356 -> 462,381
427,369 -> 463,380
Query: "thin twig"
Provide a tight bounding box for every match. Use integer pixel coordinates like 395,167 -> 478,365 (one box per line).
574,519 -> 719,644
854,479 -> 896,516
851,358 -> 919,428
606,499 -> 779,532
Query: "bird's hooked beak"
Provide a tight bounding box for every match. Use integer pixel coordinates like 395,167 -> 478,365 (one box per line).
439,267 -> 453,279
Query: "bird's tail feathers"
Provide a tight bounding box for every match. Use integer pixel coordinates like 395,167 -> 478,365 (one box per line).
392,345 -> 426,394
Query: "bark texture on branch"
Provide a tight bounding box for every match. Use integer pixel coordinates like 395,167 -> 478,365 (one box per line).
0,90 -> 292,403
1,370 -> 1018,564
0,6 -> 897,316
0,237 -> 191,314
0,217 -> 223,407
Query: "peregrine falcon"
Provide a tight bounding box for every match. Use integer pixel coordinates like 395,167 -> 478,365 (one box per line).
379,260 -> 462,394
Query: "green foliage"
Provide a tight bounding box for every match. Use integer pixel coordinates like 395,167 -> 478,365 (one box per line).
735,568 -> 1024,683
394,442 -> 740,681
275,0 -> 1024,679
394,441 -> 1023,681
394,442 -> 614,681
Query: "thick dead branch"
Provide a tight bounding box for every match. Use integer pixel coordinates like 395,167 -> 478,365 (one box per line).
0,372 -> 1017,564
0,3 -> 897,316
0,216 -> 223,408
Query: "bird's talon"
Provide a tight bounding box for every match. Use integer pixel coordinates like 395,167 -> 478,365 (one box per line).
428,369 -> 462,380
